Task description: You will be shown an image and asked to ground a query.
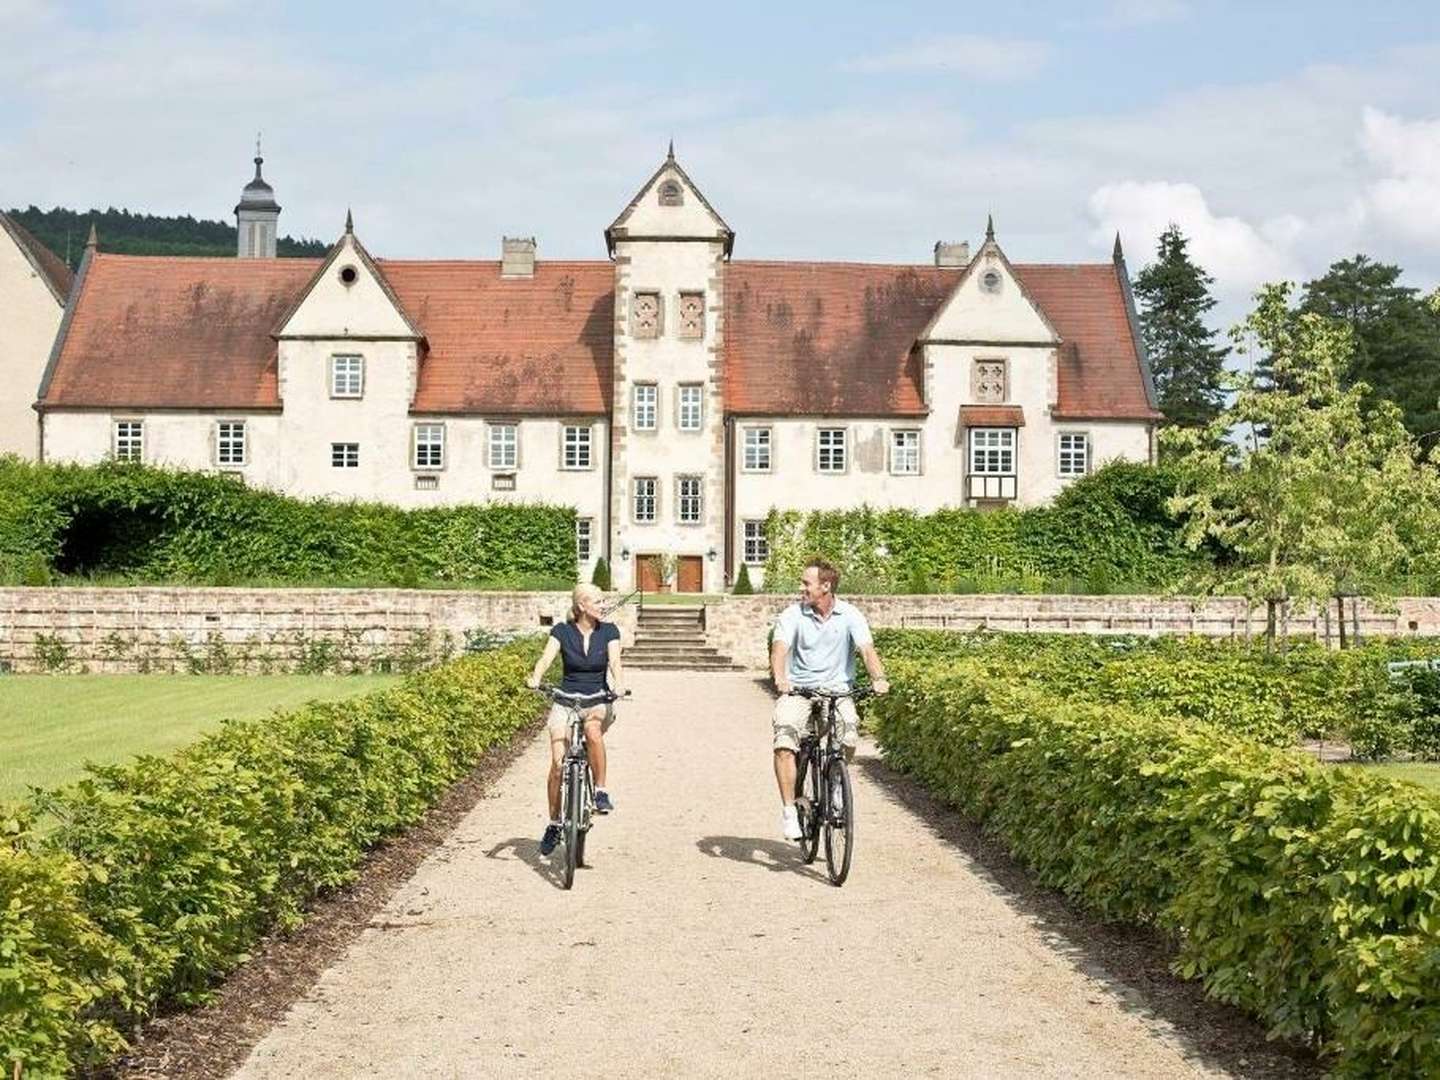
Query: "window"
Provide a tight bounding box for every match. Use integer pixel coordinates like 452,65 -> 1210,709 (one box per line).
742,426 -> 772,471
980,268 -> 1003,294
331,442 -> 359,468
113,420 -> 143,462
330,355 -> 363,398
677,475 -> 703,524
890,429 -> 921,475
562,424 -> 592,469
967,427 -> 1017,501
576,518 -> 594,563
413,423 -> 445,469
973,360 -> 1007,403
817,428 -> 847,473
658,179 -> 683,206
414,474 -> 439,491
678,292 -> 705,339
1058,432 -> 1091,478
631,291 -> 662,338
633,384 -> 658,432
633,476 -> 657,523
678,384 -> 703,432
488,423 -> 517,469
743,520 -> 769,565
216,421 -> 246,466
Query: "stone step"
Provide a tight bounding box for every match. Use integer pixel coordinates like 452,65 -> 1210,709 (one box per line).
633,631 -> 708,643
628,657 -> 747,671
637,613 -> 704,625
627,650 -> 737,665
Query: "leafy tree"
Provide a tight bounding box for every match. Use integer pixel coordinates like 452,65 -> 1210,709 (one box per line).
1133,224 -> 1229,427
1162,283 -> 1440,644
1300,255 -> 1440,439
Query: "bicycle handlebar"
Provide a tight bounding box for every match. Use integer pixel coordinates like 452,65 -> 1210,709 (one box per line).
533,685 -> 628,705
787,686 -> 876,702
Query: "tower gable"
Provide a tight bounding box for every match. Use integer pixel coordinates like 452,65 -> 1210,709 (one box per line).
276,221 -> 422,340
605,146 -> 733,256
919,225 -> 1060,345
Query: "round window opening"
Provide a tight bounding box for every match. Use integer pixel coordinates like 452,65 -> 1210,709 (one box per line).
981,270 -> 1003,294
338,265 -> 359,286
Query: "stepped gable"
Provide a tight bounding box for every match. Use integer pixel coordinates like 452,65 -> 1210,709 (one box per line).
1,212 -> 75,304
386,260 -> 614,416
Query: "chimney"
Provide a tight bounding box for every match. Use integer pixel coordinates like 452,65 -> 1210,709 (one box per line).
501,236 -> 536,278
934,241 -> 969,268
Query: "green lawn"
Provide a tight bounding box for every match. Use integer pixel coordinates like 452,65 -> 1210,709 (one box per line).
0,674 -> 399,802
1348,761 -> 1440,794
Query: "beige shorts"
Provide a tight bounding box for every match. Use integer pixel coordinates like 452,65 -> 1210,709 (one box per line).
546,701 -> 615,740
772,693 -> 858,753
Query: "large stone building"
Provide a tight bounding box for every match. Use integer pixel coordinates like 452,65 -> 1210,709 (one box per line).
33,149 -> 1161,591
1,212 -> 72,457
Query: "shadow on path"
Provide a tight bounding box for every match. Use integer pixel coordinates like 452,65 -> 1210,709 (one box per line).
483,835 -> 570,890
853,754 -> 1322,1080
695,834 -> 829,885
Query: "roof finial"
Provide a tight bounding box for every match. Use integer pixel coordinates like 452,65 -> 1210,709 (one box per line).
1113,231 -> 1124,261
254,132 -> 264,180
667,137 -> 675,161
985,213 -> 995,242
85,222 -> 98,250
345,208 -> 354,235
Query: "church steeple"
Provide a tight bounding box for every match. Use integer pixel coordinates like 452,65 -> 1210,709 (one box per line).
235,135 -> 281,258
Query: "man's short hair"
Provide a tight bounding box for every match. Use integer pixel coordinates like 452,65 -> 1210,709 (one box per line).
805,558 -> 840,595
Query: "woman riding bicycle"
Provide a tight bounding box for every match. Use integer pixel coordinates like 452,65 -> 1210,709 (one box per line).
526,583 -> 626,856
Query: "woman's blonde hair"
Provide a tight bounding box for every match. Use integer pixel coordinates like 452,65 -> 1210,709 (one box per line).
571,582 -> 604,621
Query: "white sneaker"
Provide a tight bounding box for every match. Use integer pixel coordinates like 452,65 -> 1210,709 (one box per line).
781,805 -> 802,840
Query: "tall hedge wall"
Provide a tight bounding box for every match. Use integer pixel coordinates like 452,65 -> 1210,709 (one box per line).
0,640 -> 542,1076
0,457 -> 576,588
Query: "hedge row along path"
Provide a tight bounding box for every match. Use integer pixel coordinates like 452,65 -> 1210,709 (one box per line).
233,671 -> 1314,1079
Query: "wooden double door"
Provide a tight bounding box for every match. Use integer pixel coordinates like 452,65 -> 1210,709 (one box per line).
635,554 -> 704,593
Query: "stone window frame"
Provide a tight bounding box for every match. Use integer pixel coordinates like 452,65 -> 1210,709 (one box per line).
330,354 -> 364,399
113,419 -> 144,463
487,421 -> 519,470
632,476 -> 659,524
677,291 -> 706,340
330,441 -> 360,469
560,423 -> 594,470
412,422 -> 446,471
633,383 -> 659,433
675,474 -> 704,526
972,357 -> 1008,404
676,383 -> 704,433
630,290 -> 664,339
741,425 -> 772,473
815,426 -> 849,475
888,428 -> 922,476
658,179 -> 684,207
576,517 -> 594,563
742,520 -> 769,565
1057,431 -> 1091,479
214,419 -> 247,468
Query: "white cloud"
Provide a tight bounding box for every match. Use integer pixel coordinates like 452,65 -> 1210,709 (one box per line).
843,34 -> 1051,81
1359,106 -> 1440,243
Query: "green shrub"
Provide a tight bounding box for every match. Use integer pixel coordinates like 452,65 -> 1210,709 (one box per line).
869,651 -> 1440,1075
732,563 -> 754,595
4,639 -> 543,1075
591,557 -> 611,590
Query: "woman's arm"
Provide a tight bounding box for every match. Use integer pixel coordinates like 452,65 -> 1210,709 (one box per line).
528,636 -> 560,688
607,637 -> 625,696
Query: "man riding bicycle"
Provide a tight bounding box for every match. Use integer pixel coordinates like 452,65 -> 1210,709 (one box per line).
527,583 -> 625,855
770,558 -> 888,840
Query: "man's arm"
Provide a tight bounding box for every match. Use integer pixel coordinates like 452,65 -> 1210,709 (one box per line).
859,643 -> 889,695
770,638 -> 792,695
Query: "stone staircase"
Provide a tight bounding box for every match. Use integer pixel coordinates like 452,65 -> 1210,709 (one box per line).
626,605 -> 744,671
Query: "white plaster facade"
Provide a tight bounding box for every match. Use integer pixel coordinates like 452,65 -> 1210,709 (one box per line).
0,216 -> 67,458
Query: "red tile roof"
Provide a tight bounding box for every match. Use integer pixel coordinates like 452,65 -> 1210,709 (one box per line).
2,213 -> 74,305
960,405 -> 1026,427
40,252 -> 1157,423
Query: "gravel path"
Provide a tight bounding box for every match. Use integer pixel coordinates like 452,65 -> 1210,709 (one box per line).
233,671 -> 1239,1079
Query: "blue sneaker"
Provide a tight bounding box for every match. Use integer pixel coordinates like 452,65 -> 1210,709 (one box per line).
594,790 -> 614,814
539,823 -> 561,855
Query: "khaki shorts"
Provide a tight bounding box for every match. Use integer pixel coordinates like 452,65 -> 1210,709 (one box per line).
772,693 -> 858,753
546,701 -> 615,740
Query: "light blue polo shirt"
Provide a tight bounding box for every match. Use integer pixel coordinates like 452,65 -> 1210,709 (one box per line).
773,598 -> 874,688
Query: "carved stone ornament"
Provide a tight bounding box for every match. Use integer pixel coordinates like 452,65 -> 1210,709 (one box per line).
973,360 -> 1007,403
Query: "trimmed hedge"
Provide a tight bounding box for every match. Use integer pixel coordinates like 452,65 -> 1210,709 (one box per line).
1,640 -> 542,1076
870,651 -> 1440,1075
0,456 -> 576,588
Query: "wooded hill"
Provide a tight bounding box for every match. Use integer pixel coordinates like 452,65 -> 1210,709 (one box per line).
5,205 -> 327,270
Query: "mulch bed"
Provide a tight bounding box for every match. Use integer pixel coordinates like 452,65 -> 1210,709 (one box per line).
83,721 -> 541,1080
855,754 -> 1326,1080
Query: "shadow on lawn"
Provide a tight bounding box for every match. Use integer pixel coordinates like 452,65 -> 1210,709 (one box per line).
853,752 -> 1324,1080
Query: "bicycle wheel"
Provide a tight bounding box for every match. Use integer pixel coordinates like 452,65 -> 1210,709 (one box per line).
561,760 -> 583,890
795,746 -> 821,864
823,757 -> 854,886
575,769 -> 592,868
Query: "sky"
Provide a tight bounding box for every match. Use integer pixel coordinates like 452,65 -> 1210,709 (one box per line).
3,0 -> 1439,330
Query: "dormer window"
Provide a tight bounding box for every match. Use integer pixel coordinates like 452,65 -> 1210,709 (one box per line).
658,180 -> 683,207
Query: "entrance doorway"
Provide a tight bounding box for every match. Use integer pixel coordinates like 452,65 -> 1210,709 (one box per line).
635,554 -> 662,592
676,555 -> 703,593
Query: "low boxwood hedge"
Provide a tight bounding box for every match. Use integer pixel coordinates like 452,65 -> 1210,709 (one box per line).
870,656 -> 1440,1076
1,639 -> 542,1076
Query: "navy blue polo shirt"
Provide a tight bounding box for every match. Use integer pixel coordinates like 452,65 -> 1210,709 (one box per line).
551,620 -> 621,694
